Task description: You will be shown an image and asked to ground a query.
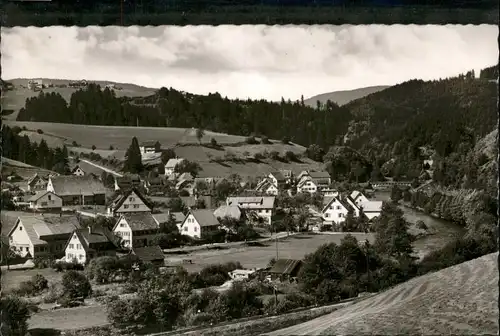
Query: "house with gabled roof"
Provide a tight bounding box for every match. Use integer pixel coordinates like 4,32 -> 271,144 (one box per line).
179,209 -> 221,239
164,158 -> 185,177
71,165 -> 86,176
8,215 -> 81,258
321,196 -> 353,229
107,188 -> 152,217
226,196 -> 275,225
27,173 -> 49,192
255,178 -> 279,196
64,226 -> 117,264
47,175 -> 107,206
130,245 -> 164,266
213,204 -> 243,222
139,141 -> 161,155
268,171 -> 286,188
296,171 -> 332,194
27,191 -> 62,211
350,190 -> 370,207
112,213 -> 160,249
357,200 -> 383,220
267,259 -> 303,282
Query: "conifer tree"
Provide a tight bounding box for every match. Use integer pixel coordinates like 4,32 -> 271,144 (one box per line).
124,137 -> 143,174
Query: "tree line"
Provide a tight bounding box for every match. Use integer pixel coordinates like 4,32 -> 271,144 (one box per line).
2,125 -> 70,175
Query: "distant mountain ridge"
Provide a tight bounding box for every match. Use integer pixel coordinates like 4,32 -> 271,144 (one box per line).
304,85 -> 391,107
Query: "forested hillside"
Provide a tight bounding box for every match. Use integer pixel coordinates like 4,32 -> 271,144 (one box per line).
16,86 -> 351,151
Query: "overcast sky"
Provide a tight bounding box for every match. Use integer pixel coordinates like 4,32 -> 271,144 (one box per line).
1,25 -> 497,101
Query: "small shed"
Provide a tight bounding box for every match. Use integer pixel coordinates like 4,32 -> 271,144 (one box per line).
131,245 -> 165,266
267,259 -> 303,282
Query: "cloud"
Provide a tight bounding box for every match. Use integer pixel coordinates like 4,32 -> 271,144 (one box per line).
1,24 -> 497,101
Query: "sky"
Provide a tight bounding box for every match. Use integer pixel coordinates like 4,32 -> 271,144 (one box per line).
1,25 -> 498,101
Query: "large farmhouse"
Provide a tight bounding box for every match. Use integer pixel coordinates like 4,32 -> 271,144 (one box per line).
179,209 -> 221,239
27,173 -> 49,192
139,141 -> 161,155
64,226 -> 117,264
47,175 -> 107,206
107,188 -> 152,217
296,171 -> 332,194
7,215 -> 81,258
27,191 -> 62,212
226,196 -> 275,225
112,213 -> 160,249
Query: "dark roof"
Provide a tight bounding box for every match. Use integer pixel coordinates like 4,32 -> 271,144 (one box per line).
118,213 -> 159,231
49,175 -> 107,196
132,245 -> 164,262
268,259 -> 303,275
26,191 -> 60,202
190,209 -> 220,227
146,177 -> 164,186
270,171 -> 286,182
71,165 -> 83,173
309,171 -> 331,179
110,188 -> 151,210
140,141 -> 159,147
68,227 -> 116,252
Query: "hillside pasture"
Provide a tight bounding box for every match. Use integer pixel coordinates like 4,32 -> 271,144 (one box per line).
165,233 -> 375,273
266,252 -> 499,335
2,157 -> 57,180
5,121 -> 247,150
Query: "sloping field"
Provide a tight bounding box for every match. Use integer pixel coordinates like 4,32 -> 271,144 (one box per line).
4,121 -> 247,149
266,252 -> 499,335
2,157 -> 57,180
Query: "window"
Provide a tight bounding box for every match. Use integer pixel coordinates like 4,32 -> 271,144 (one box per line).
48,195 -> 52,201
25,247 -> 29,252
124,205 -> 129,209
336,206 -> 341,210
184,227 -> 188,232
67,253 -> 73,259
133,204 -> 140,208
129,197 -> 134,202
325,213 -> 330,218
77,244 -> 81,249
79,254 -> 83,260
120,223 -> 126,227
194,227 -> 198,232
338,213 -> 342,218
69,244 -> 74,249
19,226 -> 23,231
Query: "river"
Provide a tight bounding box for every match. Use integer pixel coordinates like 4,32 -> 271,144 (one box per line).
373,192 -> 466,259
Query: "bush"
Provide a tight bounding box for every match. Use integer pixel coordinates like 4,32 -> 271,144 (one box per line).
269,151 -> 280,160
14,281 -> 37,297
62,271 -> 92,299
210,138 -> 218,147
92,145 -> 97,150
416,220 -> 428,231
58,295 -> 83,308
72,140 -> 80,147
109,145 -> 114,150
261,136 -> 271,144
36,129 -> 44,134
33,257 -> 55,269
245,136 -> 259,145
254,153 -> 265,160
43,283 -> 64,304
281,136 -> 290,144
32,274 -> 49,292
0,295 -> 30,336
284,151 -> 297,162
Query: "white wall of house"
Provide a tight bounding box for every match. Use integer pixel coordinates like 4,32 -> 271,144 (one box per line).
115,191 -> 151,214
353,194 -> 370,207
298,180 -> 318,194
29,192 -> 62,210
65,233 -> 87,264
268,174 -> 279,187
364,212 -> 380,220
265,185 -> 278,196
73,168 -> 85,176
322,199 -> 349,225
323,190 -> 339,197
140,146 -> 156,155
8,221 -> 33,257
113,218 -> 133,248
181,214 -> 202,239
29,178 -> 47,192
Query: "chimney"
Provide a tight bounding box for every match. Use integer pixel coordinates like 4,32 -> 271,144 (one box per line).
88,226 -> 92,234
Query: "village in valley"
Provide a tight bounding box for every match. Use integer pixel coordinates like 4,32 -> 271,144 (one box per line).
1,24 -> 498,336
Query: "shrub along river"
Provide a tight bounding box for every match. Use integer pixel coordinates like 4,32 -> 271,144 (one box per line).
373,191 -> 465,259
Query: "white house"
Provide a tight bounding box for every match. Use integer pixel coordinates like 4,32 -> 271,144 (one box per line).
112,213 -> 160,249
268,171 -> 287,188
71,165 -> 86,176
27,191 -> 62,211
107,188 -> 152,217
321,197 -> 353,229
322,189 -> 339,197
179,209 -> 220,239
139,141 -> 160,155
164,158 -> 185,177
226,196 -> 275,225
296,171 -> 331,194
350,191 -> 370,207
27,173 -> 49,192
64,226 -> 117,264
255,178 -> 279,196
229,269 -> 258,281
7,215 -> 81,258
